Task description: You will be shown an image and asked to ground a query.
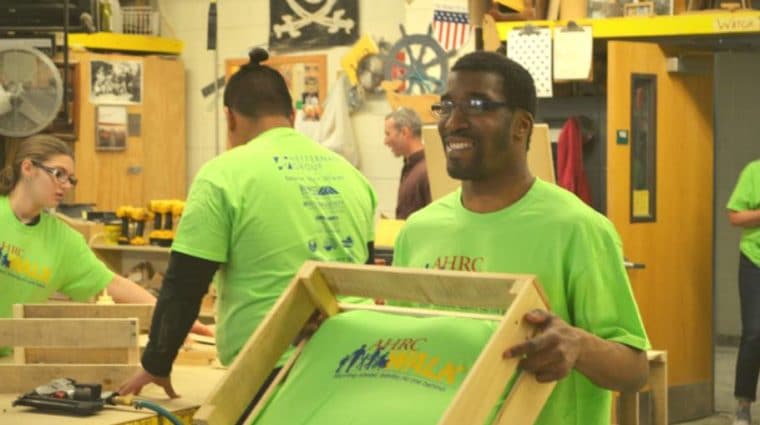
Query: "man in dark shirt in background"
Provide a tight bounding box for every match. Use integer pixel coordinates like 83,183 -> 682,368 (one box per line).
384,108 -> 432,219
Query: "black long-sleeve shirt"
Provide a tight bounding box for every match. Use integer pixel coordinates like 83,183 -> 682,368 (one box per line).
141,251 -> 219,377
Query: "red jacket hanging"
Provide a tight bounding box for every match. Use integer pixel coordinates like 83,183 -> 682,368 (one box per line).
557,117 -> 592,205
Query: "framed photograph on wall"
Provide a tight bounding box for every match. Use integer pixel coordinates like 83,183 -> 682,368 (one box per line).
225,54 -> 327,120
90,59 -> 143,105
653,0 -> 673,15
0,34 -> 55,56
624,1 -> 655,16
95,105 -> 128,151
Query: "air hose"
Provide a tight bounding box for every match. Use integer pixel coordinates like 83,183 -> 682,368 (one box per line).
133,399 -> 185,425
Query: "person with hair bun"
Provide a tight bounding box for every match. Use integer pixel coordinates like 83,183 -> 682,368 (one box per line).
119,48 -> 377,401
0,134 -> 212,358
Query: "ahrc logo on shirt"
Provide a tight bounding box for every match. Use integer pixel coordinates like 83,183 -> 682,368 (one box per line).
0,241 -> 51,287
428,255 -> 485,271
333,336 -> 469,391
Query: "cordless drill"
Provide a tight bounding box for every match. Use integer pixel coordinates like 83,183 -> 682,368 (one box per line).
128,207 -> 152,246
115,206 -> 133,245
148,200 -> 172,246
148,199 -> 184,247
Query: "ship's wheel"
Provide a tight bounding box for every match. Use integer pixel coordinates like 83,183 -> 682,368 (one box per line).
383,24 -> 456,95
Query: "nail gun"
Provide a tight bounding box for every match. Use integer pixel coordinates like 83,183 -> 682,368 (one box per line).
12,378 -> 182,423
12,378 -> 108,415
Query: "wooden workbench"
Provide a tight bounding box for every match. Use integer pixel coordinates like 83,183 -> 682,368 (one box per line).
0,364 -> 226,425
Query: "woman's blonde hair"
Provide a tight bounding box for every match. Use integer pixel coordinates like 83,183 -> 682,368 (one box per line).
0,134 -> 73,195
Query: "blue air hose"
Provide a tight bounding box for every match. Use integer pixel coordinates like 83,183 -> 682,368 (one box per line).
133,399 -> 184,425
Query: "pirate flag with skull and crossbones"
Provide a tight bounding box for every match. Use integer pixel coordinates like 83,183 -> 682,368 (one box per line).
269,0 -> 359,51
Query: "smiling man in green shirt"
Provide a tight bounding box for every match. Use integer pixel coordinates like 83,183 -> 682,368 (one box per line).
393,51 -> 650,424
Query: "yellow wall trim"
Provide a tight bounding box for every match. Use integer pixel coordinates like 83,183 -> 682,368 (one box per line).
68,33 -> 183,55
497,11 -> 760,41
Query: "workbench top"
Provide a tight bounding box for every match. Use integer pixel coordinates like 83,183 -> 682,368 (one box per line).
0,365 -> 226,425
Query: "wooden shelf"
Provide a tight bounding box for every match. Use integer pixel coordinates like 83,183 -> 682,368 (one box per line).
91,242 -> 170,253
89,235 -> 171,276
496,10 -> 760,41
67,32 -> 183,54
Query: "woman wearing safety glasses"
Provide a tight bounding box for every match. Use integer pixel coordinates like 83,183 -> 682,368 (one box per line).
0,134 -> 211,358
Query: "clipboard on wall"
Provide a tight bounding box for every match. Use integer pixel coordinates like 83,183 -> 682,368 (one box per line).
507,25 -> 553,98
553,21 -> 593,82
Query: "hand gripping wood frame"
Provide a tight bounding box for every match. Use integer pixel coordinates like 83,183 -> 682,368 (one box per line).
194,261 -> 555,425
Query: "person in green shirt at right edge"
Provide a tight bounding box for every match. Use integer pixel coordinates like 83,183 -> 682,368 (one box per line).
726,159 -> 760,425
392,51 -> 651,424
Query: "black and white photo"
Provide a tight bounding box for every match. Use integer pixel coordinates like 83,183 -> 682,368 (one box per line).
90,59 -> 142,105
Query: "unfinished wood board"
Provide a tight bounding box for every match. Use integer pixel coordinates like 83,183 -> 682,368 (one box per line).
422,125 -> 460,201
22,348 -> 132,365
528,124 -> 556,183
194,270 -> 317,425
617,350 -> 668,425
194,261 -> 553,425
138,334 -> 218,367
338,302 -> 504,321
22,340 -> 218,366
0,318 -> 138,348
0,364 -> 138,393
15,304 -> 153,364
447,280 -> 552,425
17,303 -> 154,332
174,347 -> 219,367
423,123 -> 557,201
313,262 -> 538,310
482,14 -> 502,52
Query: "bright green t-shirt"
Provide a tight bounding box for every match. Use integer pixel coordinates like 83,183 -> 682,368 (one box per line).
727,160 -> 760,267
251,310 -> 496,425
393,179 -> 650,425
172,127 -> 377,365
0,196 -> 114,356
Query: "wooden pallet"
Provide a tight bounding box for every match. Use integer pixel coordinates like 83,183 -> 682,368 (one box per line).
0,303 -> 153,393
194,261 -> 555,425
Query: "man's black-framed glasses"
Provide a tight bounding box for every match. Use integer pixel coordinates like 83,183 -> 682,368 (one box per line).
431,99 -> 511,119
31,160 -> 78,186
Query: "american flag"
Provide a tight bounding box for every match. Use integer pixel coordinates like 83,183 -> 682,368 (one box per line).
433,8 -> 470,51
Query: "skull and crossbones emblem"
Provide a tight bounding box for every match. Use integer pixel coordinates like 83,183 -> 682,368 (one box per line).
273,0 -> 355,39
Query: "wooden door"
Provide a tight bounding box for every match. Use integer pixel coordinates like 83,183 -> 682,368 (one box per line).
140,56 -> 186,203
607,41 -> 714,421
72,51 -> 144,209
71,52 -> 186,210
